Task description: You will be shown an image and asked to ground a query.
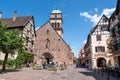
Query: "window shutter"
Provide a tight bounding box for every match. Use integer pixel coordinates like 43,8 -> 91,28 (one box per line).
103,46 -> 105,52
95,47 -> 97,52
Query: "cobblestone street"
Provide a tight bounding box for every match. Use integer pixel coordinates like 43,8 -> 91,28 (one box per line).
0,65 -> 117,80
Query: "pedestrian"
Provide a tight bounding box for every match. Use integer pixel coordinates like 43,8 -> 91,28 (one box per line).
54,62 -> 59,74
42,62 -> 46,69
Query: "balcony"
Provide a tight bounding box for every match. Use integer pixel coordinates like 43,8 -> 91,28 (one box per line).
110,15 -> 120,30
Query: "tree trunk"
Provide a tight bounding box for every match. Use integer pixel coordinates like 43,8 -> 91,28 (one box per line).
2,53 -> 8,72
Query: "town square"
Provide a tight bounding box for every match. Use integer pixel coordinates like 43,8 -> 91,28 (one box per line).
0,0 -> 120,80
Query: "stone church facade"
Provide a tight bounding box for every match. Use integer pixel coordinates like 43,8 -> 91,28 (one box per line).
33,10 -> 74,66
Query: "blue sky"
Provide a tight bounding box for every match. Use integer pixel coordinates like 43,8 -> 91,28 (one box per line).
0,0 -> 117,57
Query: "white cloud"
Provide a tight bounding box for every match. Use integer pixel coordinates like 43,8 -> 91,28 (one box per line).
35,27 -> 40,30
94,8 -> 98,12
80,8 -> 115,25
101,8 -> 115,17
80,12 -> 100,25
83,40 -> 87,44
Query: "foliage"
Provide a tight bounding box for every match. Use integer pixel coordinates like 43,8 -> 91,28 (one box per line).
0,60 -> 3,65
15,48 -> 26,69
25,52 -> 33,63
7,59 -> 15,69
0,27 -> 24,53
0,21 -> 24,72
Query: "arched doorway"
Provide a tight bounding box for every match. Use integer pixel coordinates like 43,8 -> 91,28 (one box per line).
42,53 -> 54,64
97,57 -> 106,68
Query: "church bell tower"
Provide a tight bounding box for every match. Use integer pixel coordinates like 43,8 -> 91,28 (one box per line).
49,9 -> 63,37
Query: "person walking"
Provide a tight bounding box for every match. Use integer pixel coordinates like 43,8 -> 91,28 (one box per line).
54,62 -> 59,74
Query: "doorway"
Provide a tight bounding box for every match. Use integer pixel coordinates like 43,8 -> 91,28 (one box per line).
42,52 -> 54,64
97,57 -> 106,68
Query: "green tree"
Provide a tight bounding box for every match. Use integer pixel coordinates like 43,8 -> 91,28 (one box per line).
0,21 -> 24,72
15,48 -> 26,69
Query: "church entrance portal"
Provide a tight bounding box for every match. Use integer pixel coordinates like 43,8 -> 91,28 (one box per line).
42,53 -> 54,64
97,57 -> 106,68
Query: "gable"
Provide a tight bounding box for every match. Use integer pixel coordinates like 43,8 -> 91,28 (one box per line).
91,15 -> 109,35
36,21 -> 70,50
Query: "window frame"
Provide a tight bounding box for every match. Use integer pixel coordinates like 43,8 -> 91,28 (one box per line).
96,35 -> 101,41
95,46 -> 105,52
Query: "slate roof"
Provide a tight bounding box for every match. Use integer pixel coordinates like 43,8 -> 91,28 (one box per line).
0,16 -> 32,28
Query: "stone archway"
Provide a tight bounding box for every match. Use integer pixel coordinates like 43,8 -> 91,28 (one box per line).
97,57 -> 106,68
42,52 -> 54,64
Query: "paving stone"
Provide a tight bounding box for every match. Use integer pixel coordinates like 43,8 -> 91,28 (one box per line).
0,65 -> 118,80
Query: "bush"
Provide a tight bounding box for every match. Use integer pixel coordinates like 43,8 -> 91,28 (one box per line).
7,60 -> 15,69
15,48 -> 26,69
0,60 -> 3,65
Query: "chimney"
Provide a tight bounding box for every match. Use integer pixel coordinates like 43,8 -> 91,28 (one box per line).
0,11 -> 2,19
13,10 -> 17,21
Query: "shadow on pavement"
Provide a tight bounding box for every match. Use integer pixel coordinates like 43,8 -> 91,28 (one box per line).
78,70 -> 99,80
0,69 -> 21,73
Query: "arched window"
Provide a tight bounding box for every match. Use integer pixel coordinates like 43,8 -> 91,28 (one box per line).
52,23 -> 54,28
55,22 -> 57,28
46,39 -> 50,48
55,14 -> 57,18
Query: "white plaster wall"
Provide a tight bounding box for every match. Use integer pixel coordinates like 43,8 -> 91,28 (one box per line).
90,31 -> 110,69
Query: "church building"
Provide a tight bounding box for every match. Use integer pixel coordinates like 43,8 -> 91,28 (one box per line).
33,9 -> 74,66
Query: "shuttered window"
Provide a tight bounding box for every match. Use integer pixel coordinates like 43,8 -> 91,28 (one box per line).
95,46 -> 105,52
